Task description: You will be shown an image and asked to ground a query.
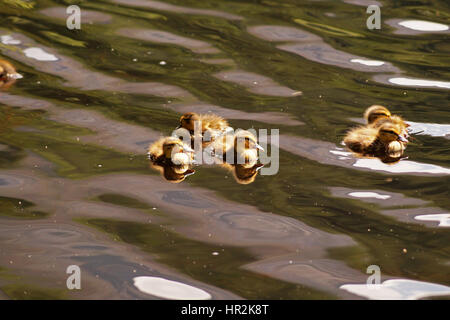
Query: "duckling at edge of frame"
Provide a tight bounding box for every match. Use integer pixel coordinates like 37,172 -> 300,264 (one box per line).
0,59 -> 21,89
0,59 -> 16,80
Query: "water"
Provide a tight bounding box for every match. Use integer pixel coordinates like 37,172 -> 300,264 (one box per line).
0,0 -> 449,300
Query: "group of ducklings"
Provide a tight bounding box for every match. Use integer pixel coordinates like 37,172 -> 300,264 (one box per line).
148,112 -> 265,184
344,105 -> 410,162
4,57 -> 412,173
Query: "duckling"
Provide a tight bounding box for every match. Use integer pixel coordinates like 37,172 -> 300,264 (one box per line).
177,112 -> 231,147
0,59 -> 16,80
344,122 -> 408,157
178,112 -> 229,133
364,105 -> 410,139
0,59 -> 20,89
208,129 -> 264,165
148,137 -> 194,165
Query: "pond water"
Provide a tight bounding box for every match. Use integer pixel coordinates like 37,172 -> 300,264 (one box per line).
0,0 -> 449,300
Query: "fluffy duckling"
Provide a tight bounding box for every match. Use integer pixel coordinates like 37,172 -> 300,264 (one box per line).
208,129 -> 264,164
344,122 -> 408,157
177,112 -> 231,146
364,105 -> 410,138
0,59 -> 16,80
148,137 -> 194,165
178,112 -> 229,133
0,59 -> 19,89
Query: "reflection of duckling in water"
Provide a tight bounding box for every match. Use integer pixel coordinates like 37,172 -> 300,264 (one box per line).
344,122 -> 408,158
176,112 -> 231,147
364,105 -> 410,138
150,161 -> 195,183
221,162 -> 264,184
148,137 -> 195,183
0,59 -> 20,89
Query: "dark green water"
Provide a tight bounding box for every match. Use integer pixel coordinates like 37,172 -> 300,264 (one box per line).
0,0 -> 449,299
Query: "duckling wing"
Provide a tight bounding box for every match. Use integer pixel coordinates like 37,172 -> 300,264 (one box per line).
199,114 -> 229,131
344,126 -> 378,153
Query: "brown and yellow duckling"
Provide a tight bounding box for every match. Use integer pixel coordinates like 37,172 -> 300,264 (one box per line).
215,131 -> 264,184
178,112 -> 229,133
344,122 -> 408,157
0,59 -> 20,89
148,137 -> 195,183
176,112 -> 231,147
209,129 -> 264,165
0,59 -> 16,80
364,105 -> 410,139
148,137 -> 194,165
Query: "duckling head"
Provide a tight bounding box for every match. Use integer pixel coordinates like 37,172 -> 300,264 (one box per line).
373,115 -> 410,140
378,122 -> 408,145
178,112 -> 200,132
364,105 -> 391,124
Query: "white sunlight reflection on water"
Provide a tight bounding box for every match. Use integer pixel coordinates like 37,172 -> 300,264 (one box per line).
133,276 -> 212,300
398,20 -> 449,32
340,279 -> 450,300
